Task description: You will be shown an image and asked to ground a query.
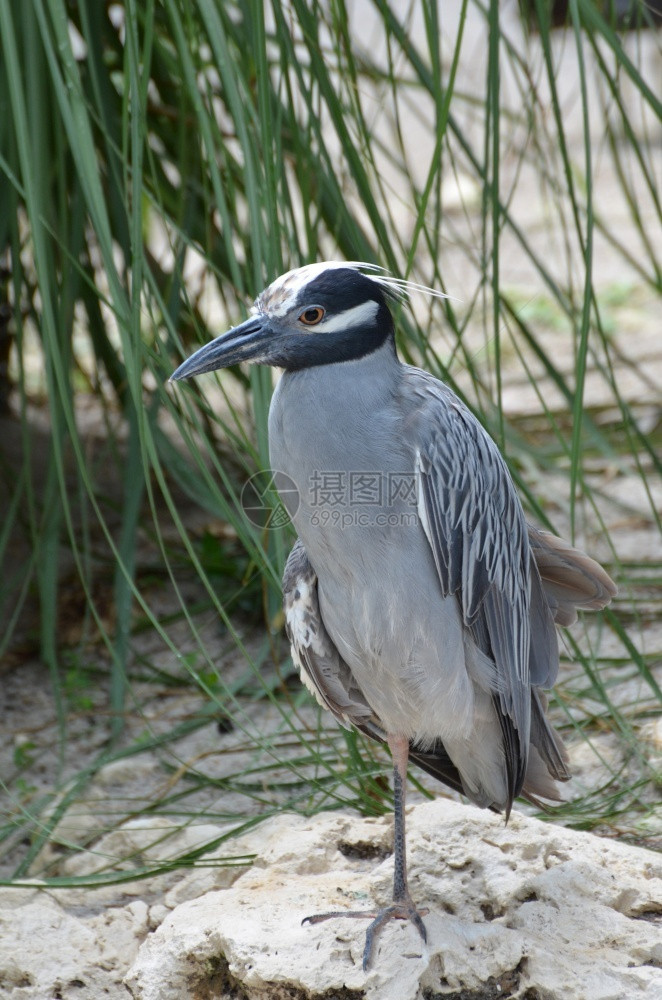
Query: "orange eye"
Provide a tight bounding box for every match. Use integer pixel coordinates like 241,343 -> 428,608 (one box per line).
299,306 -> 325,325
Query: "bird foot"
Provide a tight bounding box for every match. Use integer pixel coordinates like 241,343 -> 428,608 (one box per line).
303,898 -> 429,971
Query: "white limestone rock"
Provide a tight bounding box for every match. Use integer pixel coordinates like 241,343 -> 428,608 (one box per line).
0,887 -> 149,1000
125,799 -> 662,1000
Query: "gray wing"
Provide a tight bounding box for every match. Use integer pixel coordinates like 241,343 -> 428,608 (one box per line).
408,368 -> 617,806
408,369 -> 537,802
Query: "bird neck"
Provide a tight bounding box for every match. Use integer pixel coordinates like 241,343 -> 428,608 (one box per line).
269,338 -> 406,484
279,337 -> 401,395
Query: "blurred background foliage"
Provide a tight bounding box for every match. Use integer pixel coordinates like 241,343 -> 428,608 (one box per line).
0,0 -> 660,884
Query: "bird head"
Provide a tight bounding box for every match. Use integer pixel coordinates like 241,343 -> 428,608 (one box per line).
170,262 -> 400,380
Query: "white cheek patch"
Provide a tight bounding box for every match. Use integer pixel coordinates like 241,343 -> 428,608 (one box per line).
315,299 -> 379,334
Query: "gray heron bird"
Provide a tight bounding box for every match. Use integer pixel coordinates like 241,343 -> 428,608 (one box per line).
171,262 -> 616,970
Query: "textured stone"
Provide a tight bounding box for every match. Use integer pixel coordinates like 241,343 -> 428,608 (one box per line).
125,799 -> 662,1000
0,887 -> 149,1000
1,801 -> 660,999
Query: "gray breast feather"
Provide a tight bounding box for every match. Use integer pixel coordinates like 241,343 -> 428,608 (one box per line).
282,539 -> 378,732
282,537 -> 474,801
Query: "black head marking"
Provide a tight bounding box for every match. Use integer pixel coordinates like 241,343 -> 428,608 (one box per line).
293,268 -> 387,312
275,268 -> 396,371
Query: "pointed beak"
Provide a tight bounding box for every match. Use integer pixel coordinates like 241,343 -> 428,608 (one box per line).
170,314 -> 272,381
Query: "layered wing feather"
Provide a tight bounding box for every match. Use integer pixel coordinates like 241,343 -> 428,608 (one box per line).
407,369 -> 536,804
406,368 -> 616,807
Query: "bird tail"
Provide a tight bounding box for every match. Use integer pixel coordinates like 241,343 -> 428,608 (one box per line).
521,688 -> 571,807
528,524 -> 617,627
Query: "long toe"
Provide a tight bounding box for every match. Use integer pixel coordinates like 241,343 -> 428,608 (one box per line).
363,901 -> 428,971
302,909 -> 379,926
302,901 -> 428,970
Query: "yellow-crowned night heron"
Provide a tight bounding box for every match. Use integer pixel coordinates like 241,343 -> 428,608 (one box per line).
171,262 -> 616,970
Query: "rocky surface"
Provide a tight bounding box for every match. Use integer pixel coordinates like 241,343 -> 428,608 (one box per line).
2,799 -> 660,999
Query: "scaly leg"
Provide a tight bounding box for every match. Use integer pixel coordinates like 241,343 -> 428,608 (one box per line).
303,733 -> 428,970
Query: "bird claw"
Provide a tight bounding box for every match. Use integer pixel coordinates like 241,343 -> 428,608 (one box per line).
303,899 -> 429,971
